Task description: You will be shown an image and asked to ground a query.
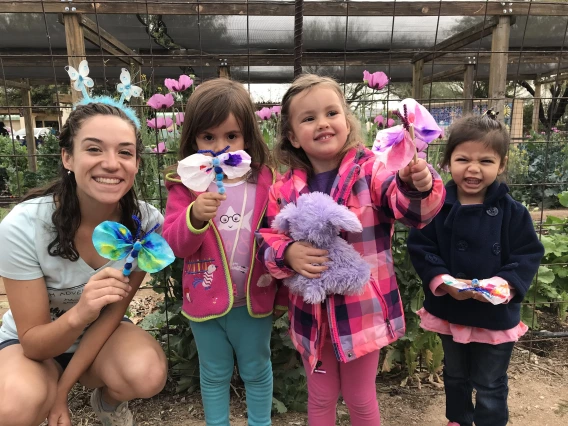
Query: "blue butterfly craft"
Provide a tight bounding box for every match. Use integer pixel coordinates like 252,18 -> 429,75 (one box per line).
93,215 -> 175,276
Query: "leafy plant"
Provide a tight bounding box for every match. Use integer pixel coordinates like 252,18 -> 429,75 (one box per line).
526,190 -> 568,324
512,132 -> 568,208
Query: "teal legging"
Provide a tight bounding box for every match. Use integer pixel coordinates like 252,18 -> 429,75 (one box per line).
189,306 -> 273,426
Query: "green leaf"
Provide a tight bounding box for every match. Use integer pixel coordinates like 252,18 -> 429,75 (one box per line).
537,266 -> 555,284
272,397 -> 288,414
558,191 -> 568,207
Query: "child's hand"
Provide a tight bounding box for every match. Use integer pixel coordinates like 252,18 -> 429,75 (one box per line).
398,158 -> 433,192
284,241 -> 329,279
443,283 -> 475,301
191,192 -> 227,228
457,279 -> 491,303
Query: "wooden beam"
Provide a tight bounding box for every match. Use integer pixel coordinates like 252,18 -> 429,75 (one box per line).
532,82 -> 541,132
539,73 -> 568,84
20,80 -> 37,172
0,78 -> 29,90
63,13 -> 86,103
423,65 -> 466,84
538,67 -> 568,79
1,49 -> 568,68
489,16 -> 512,121
413,17 -> 500,63
412,59 -> 424,100
1,1 -> 567,17
463,64 -> 475,114
510,98 -> 524,140
79,16 -> 144,66
57,15 -> 143,66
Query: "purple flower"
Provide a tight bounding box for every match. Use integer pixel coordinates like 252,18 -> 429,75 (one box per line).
147,93 -> 174,110
363,70 -> 389,90
224,153 -> 243,167
165,75 -> 193,92
387,118 -> 395,128
256,107 -> 273,120
147,117 -> 173,129
175,112 -> 185,126
152,142 -> 167,153
270,105 -> 281,116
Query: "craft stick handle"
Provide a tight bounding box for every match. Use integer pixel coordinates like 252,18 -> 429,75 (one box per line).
409,124 -> 418,164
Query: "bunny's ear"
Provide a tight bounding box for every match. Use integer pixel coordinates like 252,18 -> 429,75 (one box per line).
272,202 -> 297,233
328,205 -> 363,233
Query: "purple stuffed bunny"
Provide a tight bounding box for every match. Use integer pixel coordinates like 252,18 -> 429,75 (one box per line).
272,192 -> 371,304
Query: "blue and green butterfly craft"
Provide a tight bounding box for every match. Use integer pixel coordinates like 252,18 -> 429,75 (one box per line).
93,215 -> 175,276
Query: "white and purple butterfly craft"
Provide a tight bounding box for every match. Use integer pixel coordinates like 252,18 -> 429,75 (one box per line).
177,146 -> 252,194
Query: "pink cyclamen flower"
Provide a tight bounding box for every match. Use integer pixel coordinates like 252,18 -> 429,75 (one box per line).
374,116 -> 395,128
363,70 -> 389,90
256,107 -> 273,120
270,105 -> 281,116
165,75 -> 193,92
175,112 -> 185,126
552,127 -> 559,133
152,142 -> 167,153
147,117 -> 173,129
147,93 -> 174,110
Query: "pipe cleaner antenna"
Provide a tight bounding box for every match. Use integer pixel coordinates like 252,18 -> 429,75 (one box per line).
393,104 -> 418,164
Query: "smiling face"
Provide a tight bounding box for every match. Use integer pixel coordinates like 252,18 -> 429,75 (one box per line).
449,140 -> 507,204
287,85 -> 350,174
195,113 -> 245,155
62,114 -> 139,208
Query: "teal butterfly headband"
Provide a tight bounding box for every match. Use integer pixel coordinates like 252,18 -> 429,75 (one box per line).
66,60 -> 142,129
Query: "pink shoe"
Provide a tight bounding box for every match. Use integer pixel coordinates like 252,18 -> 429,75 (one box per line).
447,423 -> 460,426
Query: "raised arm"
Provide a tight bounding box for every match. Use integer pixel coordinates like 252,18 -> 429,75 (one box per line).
371,160 -> 445,229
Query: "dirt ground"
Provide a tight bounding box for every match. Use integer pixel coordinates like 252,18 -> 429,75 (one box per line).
71,286 -> 568,426
2,250 -> 568,425
62,348 -> 568,426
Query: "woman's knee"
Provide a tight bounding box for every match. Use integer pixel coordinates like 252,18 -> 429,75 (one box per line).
0,373 -> 57,425
122,346 -> 167,398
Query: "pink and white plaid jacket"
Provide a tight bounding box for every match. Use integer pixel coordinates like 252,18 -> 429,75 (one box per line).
257,147 -> 445,371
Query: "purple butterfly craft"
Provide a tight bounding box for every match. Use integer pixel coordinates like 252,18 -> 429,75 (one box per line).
372,98 -> 442,172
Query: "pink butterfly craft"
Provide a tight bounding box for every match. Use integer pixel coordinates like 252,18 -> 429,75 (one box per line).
372,99 -> 442,172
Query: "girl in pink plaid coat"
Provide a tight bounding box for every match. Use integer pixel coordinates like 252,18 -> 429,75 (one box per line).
258,75 -> 445,425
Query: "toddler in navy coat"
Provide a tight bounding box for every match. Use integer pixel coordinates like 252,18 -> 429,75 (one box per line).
408,111 -> 544,426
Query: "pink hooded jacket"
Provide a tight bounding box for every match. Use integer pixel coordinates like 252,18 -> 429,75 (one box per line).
163,166 -> 284,322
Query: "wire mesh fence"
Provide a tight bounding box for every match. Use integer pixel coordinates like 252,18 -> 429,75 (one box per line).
0,0 -> 567,406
